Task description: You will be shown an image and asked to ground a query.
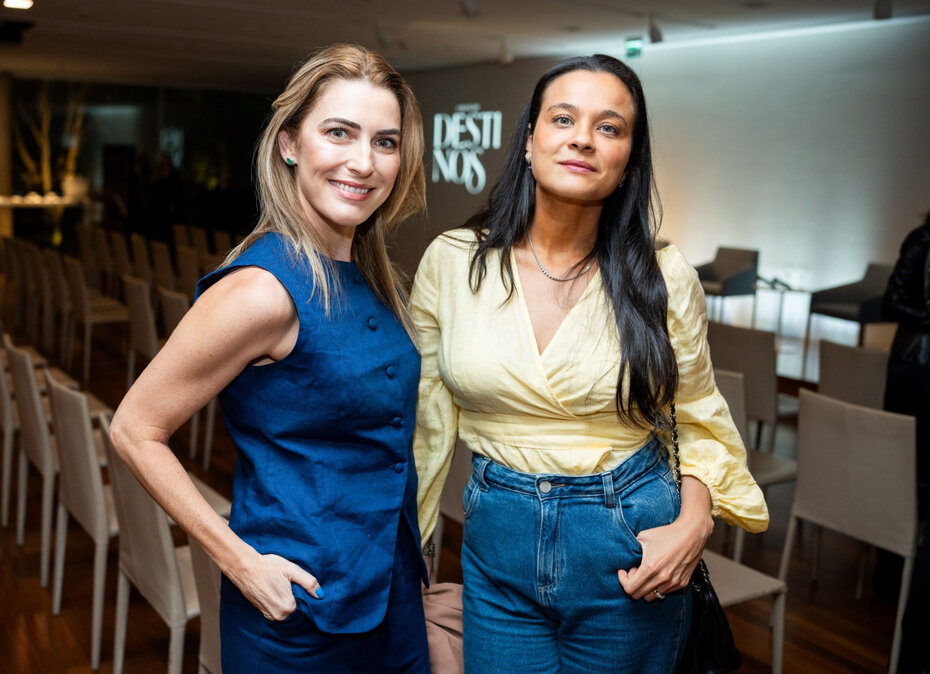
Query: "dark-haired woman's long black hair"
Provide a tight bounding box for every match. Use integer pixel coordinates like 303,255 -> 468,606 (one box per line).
466,54 -> 678,429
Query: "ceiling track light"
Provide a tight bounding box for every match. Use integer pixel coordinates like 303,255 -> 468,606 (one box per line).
648,15 -> 663,43
3,0 -> 34,9
873,0 -> 893,19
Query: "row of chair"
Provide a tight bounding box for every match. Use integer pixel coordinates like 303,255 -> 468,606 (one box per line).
0,325 -> 229,673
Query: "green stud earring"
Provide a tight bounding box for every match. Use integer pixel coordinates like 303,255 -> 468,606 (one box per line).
285,157 -> 296,166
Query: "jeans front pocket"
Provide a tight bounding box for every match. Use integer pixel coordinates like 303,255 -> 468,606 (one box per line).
613,465 -> 680,551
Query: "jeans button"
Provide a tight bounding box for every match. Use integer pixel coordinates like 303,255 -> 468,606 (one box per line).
539,480 -> 552,494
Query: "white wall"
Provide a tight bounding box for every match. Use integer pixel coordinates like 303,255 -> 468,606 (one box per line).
640,17 -> 930,291
402,17 -> 930,304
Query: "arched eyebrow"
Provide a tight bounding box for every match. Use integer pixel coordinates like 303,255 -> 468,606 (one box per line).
319,117 -> 401,137
545,103 -> 628,128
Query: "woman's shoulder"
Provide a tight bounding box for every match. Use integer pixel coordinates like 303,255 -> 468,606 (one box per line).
418,228 -> 478,269
656,244 -> 698,289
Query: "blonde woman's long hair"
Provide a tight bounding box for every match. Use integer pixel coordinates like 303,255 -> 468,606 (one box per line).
223,43 -> 425,340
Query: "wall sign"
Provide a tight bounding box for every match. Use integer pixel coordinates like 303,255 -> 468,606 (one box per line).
431,103 -> 503,195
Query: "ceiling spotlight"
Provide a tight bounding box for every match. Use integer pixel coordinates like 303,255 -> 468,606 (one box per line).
873,0 -> 893,19
3,0 -> 34,9
648,16 -> 663,43
459,0 -> 479,17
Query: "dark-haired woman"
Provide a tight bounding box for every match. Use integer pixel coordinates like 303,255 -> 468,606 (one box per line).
411,55 -> 768,672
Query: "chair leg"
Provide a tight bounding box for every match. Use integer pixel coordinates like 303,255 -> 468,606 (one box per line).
890,554 -> 914,673
113,570 -> 130,674
52,502 -> 68,613
91,539 -> 108,670
855,543 -> 873,600
801,312 -> 814,379
16,449 -> 27,546
1,426 -> 13,527
168,624 -> 187,674
82,323 -> 92,383
40,471 -> 55,587
732,527 -> 746,564
767,422 -> 777,454
751,293 -> 758,329
202,398 -> 217,470
811,525 -> 821,582
778,514 -> 798,580
772,590 -> 786,674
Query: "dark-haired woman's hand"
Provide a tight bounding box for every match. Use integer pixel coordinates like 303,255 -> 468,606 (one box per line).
617,475 -> 713,602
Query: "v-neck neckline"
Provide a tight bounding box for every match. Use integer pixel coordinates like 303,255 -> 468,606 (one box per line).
510,247 -> 602,360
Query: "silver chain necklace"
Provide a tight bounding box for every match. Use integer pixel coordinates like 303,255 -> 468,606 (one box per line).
526,232 -> 594,282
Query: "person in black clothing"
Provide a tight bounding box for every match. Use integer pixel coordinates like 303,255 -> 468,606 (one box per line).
882,210 -> 930,674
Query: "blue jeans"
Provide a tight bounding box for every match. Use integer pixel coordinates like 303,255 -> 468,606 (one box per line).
462,438 -> 690,673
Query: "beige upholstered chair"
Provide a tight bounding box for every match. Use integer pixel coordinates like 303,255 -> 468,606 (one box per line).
695,247 -> 759,324
818,340 -> 889,409
151,240 -> 177,293
157,287 -> 219,469
714,369 -> 796,563
0,337 -> 19,529
429,439 -> 474,578
190,226 -> 212,267
8,340 -> 57,587
108,231 -> 134,298
802,263 -> 894,378
63,256 -> 130,383
212,230 -> 233,258
102,422 -> 200,674
93,227 -> 116,296
176,244 -> 202,302
188,535 -> 224,674
778,390 -> 917,673
703,550 -> 786,673
44,249 -> 73,364
47,374 -> 116,670
707,322 -> 781,453
130,233 -> 153,286
123,276 -> 166,390
172,222 -> 191,254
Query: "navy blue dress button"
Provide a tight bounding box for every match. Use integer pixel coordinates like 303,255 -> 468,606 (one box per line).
393,463 -> 404,473
391,417 -> 403,428
386,366 -> 396,378
368,317 -> 379,331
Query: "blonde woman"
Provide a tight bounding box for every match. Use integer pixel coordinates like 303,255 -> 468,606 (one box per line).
110,44 -> 430,672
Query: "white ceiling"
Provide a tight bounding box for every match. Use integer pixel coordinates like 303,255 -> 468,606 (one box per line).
2,0 -> 929,91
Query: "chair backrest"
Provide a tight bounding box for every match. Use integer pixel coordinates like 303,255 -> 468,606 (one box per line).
706,321 -> 777,428
150,240 -> 176,292
6,339 -> 55,477
130,234 -> 152,285
819,340 -> 889,409
795,389 -> 916,557
93,227 -> 112,275
190,226 -> 210,258
63,256 -> 91,321
0,335 -> 17,435
158,287 -> 191,335
175,245 -> 201,301
713,369 -> 749,448
188,535 -> 223,674
108,231 -> 133,279
46,373 -> 109,542
862,263 -> 895,291
101,420 -> 189,625
172,223 -> 190,251
123,275 -> 160,360
711,247 -> 759,278
43,249 -> 71,317
213,230 -> 232,257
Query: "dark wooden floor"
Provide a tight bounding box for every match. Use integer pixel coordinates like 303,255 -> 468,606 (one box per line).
0,324 -> 905,673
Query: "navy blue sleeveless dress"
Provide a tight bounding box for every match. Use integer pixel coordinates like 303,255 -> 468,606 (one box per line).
196,233 -> 429,672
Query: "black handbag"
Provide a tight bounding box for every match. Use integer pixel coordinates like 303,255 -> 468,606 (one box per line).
669,403 -> 741,674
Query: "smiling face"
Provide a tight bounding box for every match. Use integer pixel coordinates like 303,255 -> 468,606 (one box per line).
278,78 -> 402,241
526,69 -> 636,206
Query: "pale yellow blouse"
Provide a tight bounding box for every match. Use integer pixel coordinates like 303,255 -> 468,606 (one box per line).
410,229 -> 769,543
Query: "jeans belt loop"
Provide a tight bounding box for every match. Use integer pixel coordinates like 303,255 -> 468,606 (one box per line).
475,455 -> 491,489
602,472 -> 616,508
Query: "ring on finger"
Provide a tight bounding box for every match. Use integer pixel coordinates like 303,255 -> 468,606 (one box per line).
653,589 -> 665,600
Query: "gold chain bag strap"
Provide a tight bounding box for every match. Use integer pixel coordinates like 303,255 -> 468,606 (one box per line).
669,402 -> 741,674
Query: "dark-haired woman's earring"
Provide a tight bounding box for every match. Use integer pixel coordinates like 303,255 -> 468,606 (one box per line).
617,178 -> 624,189
525,152 -> 532,170
285,157 -> 296,166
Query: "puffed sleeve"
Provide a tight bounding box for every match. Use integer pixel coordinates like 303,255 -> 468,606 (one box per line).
660,246 -> 769,533
410,238 -> 461,543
